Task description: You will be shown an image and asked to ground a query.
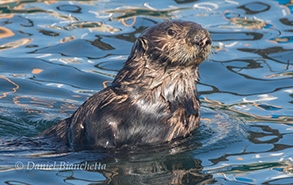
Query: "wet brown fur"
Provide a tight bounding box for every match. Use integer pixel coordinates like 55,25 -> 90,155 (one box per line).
40,20 -> 212,149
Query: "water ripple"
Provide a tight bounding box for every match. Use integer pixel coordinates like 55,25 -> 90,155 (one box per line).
0,0 -> 292,184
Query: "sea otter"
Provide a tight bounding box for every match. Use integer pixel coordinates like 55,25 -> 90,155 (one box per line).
40,20 -> 212,149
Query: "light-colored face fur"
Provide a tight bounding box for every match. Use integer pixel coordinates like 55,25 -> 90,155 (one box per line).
138,20 -> 212,67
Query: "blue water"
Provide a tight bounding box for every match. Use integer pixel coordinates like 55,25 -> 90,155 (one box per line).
0,0 -> 292,184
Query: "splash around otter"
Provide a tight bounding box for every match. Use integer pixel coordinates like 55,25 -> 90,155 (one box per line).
40,20 -> 212,149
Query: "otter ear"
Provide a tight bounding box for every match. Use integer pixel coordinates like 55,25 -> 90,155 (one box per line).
130,37 -> 149,57
138,37 -> 148,52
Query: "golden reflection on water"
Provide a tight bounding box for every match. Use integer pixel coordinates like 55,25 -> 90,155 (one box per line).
49,11 -> 79,21
273,161 -> 293,174
31,69 -> 43,74
59,36 -> 76,43
202,97 -> 293,124
46,22 -> 121,32
0,74 -> 78,116
0,75 -> 19,99
269,37 -> 292,44
223,10 -> 268,29
43,1 -> 58,5
0,27 -> 14,39
0,38 -> 33,51
0,14 -> 13,19
209,160 -> 293,179
13,96 -> 55,108
60,103 -> 78,112
102,81 -> 112,88
265,72 -> 293,78
103,6 -> 189,20
119,17 -> 136,27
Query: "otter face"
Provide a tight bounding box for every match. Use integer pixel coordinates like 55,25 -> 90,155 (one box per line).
136,20 -> 212,66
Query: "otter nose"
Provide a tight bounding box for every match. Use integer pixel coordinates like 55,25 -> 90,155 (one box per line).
199,37 -> 212,48
190,30 -> 212,48
198,32 -> 212,48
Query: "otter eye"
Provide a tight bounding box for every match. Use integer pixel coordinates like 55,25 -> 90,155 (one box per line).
167,29 -> 176,36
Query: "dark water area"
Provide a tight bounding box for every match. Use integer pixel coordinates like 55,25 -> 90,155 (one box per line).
0,0 -> 292,184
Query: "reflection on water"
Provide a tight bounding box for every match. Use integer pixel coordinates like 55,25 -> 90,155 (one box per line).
0,0 -> 292,184
100,153 -> 213,185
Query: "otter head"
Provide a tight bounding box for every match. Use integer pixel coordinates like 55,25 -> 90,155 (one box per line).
131,20 -> 212,67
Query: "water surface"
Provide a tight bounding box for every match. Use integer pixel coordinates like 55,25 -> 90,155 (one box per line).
0,0 -> 292,184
